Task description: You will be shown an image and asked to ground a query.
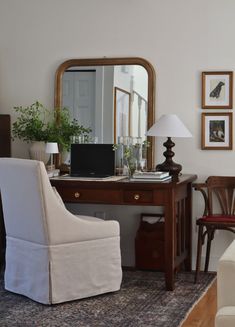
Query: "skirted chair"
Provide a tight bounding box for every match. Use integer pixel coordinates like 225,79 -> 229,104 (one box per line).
194,176 -> 235,283
215,239 -> 235,327
0,158 -> 122,304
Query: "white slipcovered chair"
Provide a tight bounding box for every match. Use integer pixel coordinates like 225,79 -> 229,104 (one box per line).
0,158 -> 122,304
215,240 -> 235,327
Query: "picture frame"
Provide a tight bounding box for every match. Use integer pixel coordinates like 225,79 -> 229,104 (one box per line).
114,87 -> 131,143
202,71 -> 233,109
201,112 -> 233,150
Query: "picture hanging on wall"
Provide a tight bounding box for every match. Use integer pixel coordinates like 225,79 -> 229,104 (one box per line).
201,112 -> 233,150
114,87 -> 131,143
202,71 -> 233,109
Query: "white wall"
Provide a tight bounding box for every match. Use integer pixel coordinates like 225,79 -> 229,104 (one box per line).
1,0 -> 235,269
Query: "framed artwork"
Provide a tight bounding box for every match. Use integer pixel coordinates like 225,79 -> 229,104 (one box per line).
201,112 -> 233,150
202,71 -> 233,109
114,87 -> 131,143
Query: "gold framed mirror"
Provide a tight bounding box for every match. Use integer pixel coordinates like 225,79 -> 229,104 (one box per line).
54,57 -> 155,170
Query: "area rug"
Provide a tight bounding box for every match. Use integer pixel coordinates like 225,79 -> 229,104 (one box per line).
0,270 -> 215,327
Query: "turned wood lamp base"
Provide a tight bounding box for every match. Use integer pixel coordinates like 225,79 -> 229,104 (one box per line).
156,137 -> 182,177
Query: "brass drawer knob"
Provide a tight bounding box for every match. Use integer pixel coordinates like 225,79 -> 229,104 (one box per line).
74,192 -> 80,198
134,194 -> 140,200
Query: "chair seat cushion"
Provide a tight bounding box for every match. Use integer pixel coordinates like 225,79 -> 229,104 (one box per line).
199,214 -> 235,223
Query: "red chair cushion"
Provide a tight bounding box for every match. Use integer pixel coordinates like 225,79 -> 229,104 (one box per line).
199,214 -> 235,223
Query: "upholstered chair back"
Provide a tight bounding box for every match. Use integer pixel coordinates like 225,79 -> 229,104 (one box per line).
0,158 -> 48,244
0,157 -> 122,304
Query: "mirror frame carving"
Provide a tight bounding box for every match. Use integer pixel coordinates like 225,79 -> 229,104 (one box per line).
54,57 -> 155,169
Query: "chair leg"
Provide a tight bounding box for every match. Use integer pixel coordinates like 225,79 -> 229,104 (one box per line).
194,224 -> 203,283
204,228 -> 214,272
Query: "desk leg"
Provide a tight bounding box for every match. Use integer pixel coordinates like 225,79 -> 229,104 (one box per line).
164,190 -> 175,291
184,182 -> 193,271
0,195 -> 5,270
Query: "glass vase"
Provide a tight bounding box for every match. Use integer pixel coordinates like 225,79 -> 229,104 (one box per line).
126,156 -> 137,178
115,138 -> 124,176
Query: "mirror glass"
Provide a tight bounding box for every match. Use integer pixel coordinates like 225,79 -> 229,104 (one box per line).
55,57 -> 155,169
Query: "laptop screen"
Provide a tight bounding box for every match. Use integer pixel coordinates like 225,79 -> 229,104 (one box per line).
70,144 -> 115,177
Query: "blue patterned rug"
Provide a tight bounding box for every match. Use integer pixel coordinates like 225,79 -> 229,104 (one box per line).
0,270 -> 215,327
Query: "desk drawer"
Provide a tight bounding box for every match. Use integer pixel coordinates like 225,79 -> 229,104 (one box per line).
59,188 -> 121,204
123,190 -> 153,204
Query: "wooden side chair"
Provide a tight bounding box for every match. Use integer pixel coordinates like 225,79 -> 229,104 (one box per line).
194,176 -> 235,283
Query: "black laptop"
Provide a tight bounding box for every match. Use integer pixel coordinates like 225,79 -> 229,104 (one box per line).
70,143 -> 115,178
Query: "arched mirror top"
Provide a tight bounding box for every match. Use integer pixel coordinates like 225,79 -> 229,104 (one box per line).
54,57 -> 156,169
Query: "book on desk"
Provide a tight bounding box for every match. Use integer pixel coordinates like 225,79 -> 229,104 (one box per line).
130,171 -> 172,182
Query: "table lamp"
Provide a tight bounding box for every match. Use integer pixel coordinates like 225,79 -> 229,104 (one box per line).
147,114 -> 192,177
45,142 -> 59,171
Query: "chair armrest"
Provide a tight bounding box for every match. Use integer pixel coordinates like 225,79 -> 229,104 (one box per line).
193,183 -> 209,216
52,187 -> 65,207
217,240 -> 235,309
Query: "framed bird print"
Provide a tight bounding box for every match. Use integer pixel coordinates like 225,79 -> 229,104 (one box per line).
202,71 -> 233,109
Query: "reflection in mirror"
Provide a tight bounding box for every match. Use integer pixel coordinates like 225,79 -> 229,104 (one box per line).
55,58 -> 155,169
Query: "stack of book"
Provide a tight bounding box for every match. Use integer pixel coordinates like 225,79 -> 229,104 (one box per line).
130,171 -> 172,182
47,169 -> 60,178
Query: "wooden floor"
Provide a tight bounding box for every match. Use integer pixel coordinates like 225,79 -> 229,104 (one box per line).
182,279 -> 217,327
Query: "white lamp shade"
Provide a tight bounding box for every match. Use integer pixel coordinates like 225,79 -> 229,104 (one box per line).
147,114 -> 192,138
45,142 -> 59,154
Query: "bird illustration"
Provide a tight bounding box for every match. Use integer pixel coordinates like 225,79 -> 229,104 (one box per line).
210,81 -> 225,99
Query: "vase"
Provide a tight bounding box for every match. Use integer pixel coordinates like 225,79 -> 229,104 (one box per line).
29,141 -> 50,165
115,142 -> 124,175
124,156 -> 137,178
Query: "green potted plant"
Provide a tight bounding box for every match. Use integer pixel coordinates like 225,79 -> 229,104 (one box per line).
12,101 -> 50,142
12,101 -> 51,163
46,107 -> 91,152
12,101 -> 91,164
46,107 -> 92,168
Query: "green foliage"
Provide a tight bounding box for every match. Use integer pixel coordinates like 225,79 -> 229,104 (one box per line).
12,101 -> 92,151
46,108 -> 92,151
12,101 -> 50,142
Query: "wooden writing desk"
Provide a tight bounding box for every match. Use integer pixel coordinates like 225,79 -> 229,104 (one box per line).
51,174 -> 197,291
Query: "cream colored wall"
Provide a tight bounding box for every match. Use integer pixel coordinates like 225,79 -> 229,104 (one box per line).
1,0 -> 235,269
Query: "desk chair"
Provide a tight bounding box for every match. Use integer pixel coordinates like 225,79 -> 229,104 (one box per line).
0,158 -> 122,304
194,176 -> 235,283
